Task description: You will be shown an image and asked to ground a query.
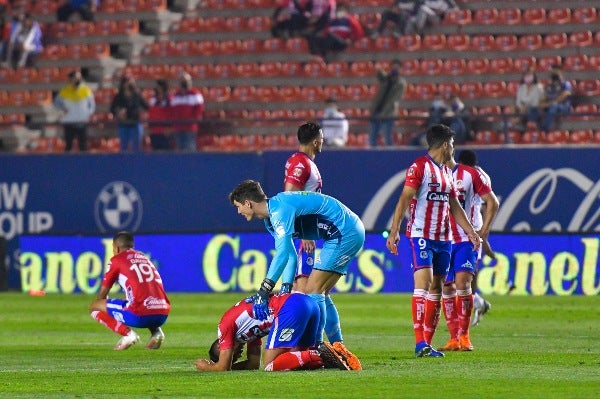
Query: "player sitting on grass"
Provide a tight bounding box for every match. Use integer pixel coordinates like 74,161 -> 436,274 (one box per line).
193,292 -> 358,372
89,231 -> 170,351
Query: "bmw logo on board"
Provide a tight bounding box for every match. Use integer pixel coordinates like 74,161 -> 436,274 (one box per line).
94,181 -> 143,232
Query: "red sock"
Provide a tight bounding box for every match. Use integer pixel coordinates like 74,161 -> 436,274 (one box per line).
91,311 -> 130,336
265,351 -> 323,371
442,295 -> 459,340
423,294 -> 441,345
412,289 -> 427,344
457,292 -> 474,336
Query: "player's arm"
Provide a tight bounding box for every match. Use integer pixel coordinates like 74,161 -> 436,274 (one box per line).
386,186 -> 416,254
267,235 -> 298,284
194,348 -> 235,372
231,344 -> 261,370
477,191 -> 499,240
96,285 -> 110,300
449,197 -> 481,250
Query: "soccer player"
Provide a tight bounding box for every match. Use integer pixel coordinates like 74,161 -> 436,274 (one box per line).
438,150 -> 499,352
283,122 -> 345,346
89,231 -> 170,351
385,124 -> 481,358
457,149 -> 495,326
193,292 -> 354,372
229,180 -> 364,370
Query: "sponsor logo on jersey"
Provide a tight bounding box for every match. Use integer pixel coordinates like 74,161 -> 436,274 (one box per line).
278,328 -> 294,342
143,296 -> 169,310
419,250 -> 428,259
94,181 -> 143,232
428,183 -> 440,187
426,191 -> 449,202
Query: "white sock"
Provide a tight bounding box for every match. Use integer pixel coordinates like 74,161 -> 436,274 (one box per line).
473,293 -> 484,310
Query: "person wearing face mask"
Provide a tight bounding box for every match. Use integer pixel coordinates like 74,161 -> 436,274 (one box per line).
321,98 -> 348,147
513,68 -> 544,131
306,2 -> 365,62
53,70 -> 96,152
369,58 -> 406,147
110,76 -> 149,152
171,72 -> 204,151
539,64 -> 573,133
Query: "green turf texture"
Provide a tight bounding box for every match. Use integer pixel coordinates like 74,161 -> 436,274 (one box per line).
1,293 -> 598,399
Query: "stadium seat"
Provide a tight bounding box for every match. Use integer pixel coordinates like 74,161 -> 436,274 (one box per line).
285,38 -> 309,53
545,130 -> 570,144
246,16 -> 270,32
474,130 -> 501,145
254,86 -> 280,102
588,54 -> 600,71
280,62 -> 303,77
345,84 -> 371,101
326,62 -> 350,78
278,85 -> 302,102
513,56 -> 536,73
349,37 -> 372,52
146,64 -> 171,78
94,88 -> 116,105
437,82 -> 460,97
497,8 -> 522,25
490,57 -> 515,73
219,40 -> 243,54
206,86 -> 232,102
259,61 -> 283,77
30,90 -> 52,105
563,54 -> 589,71
547,8 -> 571,25
470,34 -> 494,51
442,8 -> 472,26
236,62 -> 260,77
374,36 -> 399,51
0,113 -> 25,124
397,34 -> 421,51
422,34 -> 446,51
212,63 -> 238,78
483,81 -> 507,98
224,16 -> 246,32
263,38 -> 285,52
569,129 -> 594,144
300,86 -> 325,102
569,31 -> 593,47
322,85 -> 347,101
494,34 -> 518,52
292,109 -> 316,120
12,68 -> 38,84
350,60 -> 373,77
476,105 -> 502,121
122,64 -> 148,79
538,55 -> 562,72
504,131 -> 522,144
269,109 -> 294,120
473,8 -> 498,25
359,12 -> 382,31
446,34 -> 470,51
543,33 -> 568,49
521,131 -> 546,144
505,81 -> 519,96
519,34 -> 543,51
401,59 -> 420,76
576,80 -> 600,97
303,62 -> 328,78
523,8 -> 546,25
466,58 -> 489,74
117,20 -> 140,35
420,59 -> 443,75
411,83 -> 437,100
442,58 -> 467,75
460,82 -> 483,99
231,85 -> 257,102
572,7 -> 597,24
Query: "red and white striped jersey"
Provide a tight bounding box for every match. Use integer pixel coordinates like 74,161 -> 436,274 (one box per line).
449,164 -> 492,243
102,249 -> 170,316
284,152 -> 322,192
217,294 -> 290,351
404,155 -> 457,241
471,165 -> 492,229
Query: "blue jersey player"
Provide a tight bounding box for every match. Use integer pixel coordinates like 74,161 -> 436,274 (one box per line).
229,179 -> 365,370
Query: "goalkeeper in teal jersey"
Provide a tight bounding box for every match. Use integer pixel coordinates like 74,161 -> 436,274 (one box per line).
229,180 -> 365,370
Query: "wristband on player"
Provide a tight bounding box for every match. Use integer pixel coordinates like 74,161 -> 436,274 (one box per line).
258,278 -> 275,295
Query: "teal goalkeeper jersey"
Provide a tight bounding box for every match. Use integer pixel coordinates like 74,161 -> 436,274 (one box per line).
263,191 -> 362,284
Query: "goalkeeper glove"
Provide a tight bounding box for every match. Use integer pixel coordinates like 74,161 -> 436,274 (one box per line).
246,278 -> 275,321
280,283 -> 293,294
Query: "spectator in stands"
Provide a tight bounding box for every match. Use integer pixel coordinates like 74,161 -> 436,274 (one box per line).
0,15 -> 9,63
320,97 -> 348,147
271,0 -> 336,39
171,72 -> 204,151
539,64 -> 573,133
411,92 -> 469,146
369,58 -> 406,147
5,13 -> 43,68
411,0 -> 458,34
307,2 -> 364,62
148,79 -> 174,151
53,70 -> 96,152
370,0 -> 416,38
57,0 -> 98,22
512,68 -> 544,131
110,76 -> 149,152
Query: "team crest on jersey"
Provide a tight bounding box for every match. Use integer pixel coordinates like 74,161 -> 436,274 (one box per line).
293,167 -> 303,177
407,165 -> 416,176
278,328 -> 295,342
420,251 -> 428,259
455,179 -> 464,190
275,225 -> 286,238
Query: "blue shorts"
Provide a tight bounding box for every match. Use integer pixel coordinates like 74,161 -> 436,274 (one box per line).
445,241 -> 479,284
106,298 -> 168,329
313,219 -> 365,276
409,237 -> 452,276
265,294 -> 320,350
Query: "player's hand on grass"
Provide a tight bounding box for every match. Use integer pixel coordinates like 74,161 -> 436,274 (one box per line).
194,358 -> 213,371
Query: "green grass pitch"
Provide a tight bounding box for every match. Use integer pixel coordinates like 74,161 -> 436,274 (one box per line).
1,292 -> 598,399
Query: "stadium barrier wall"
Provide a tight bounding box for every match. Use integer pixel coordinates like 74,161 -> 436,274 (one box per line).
1,147 -> 598,290
18,232 -> 599,295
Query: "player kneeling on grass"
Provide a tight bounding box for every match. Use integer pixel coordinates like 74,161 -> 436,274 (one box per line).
194,292 -> 358,372
89,231 -> 171,351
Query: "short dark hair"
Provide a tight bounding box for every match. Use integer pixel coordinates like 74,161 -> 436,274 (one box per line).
156,79 -> 168,91
113,231 -> 134,250
229,180 -> 267,205
457,149 -> 477,166
208,339 -> 220,363
426,124 -> 455,149
297,122 -> 322,145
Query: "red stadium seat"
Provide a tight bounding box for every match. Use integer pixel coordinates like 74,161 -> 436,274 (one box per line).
349,37 -> 372,52
30,90 -> 52,105
476,105 -> 502,120
12,68 -> 38,83
303,61 -> 328,78
563,54 -> 589,71
359,12 -> 382,31
280,62 -> 302,77
212,63 -> 238,78
236,62 -> 260,77
588,54 -> 600,71
519,34 -> 543,51
374,36 -> 399,51
576,80 -> 600,97
238,39 -> 261,53
494,34 -> 518,52
470,34 -> 494,51
569,129 -> 594,144
490,57 -> 515,73
190,64 -> 215,79
442,58 -> 467,75
474,131 -> 501,145
292,109 -> 316,120
401,59 -> 420,76
278,86 -> 301,102
259,61 -> 282,77
397,34 -> 421,51
412,83 -> 437,100
513,56 -> 537,73
483,81 -> 508,98
446,34 -> 470,51
326,62 -> 350,78
442,9 -> 472,26
345,84 -> 372,101
543,33 -> 568,49
231,85 -> 257,102
420,59 -> 443,75
572,7 -> 597,24
521,131 -> 547,144
466,58 -> 489,75
247,16 -> 270,32
572,104 -> 598,120
437,82 -> 460,97
206,86 -> 232,102
300,86 -> 325,102
473,8 -> 498,25
262,38 -> 285,52
254,86 -> 280,102
545,130 -> 570,144
460,82 -> 483,99
146,64 -> 172,78
219,39 -> 243,54
422,34 -> 446,51
538,55 -> 562,72
497,8 -> 522,25
224,16 -> 246,32
547,8 -> 572,25
322,85 -> 347,101
349,60 -> 373,77
285,38 -> 308,53
569,31 -> 593,47
523,8 -> 546,25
